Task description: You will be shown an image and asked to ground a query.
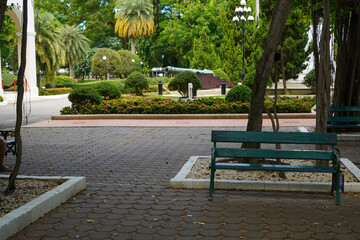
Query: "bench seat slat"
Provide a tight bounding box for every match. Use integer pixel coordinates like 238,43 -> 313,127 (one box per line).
329,106 -> 360,112
214,148 -> 335,161
215,163 -> 336,173
327,124 -> 360,128
212,131 -> 337,145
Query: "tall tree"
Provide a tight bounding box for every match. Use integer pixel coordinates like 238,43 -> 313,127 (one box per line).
114,0 -> 155,53
189,29 -> 221,70
333,0 -> 360,106
57,25 -> 89,78
246,0 -> 295,133
6,0 -> 27,193
34,10 -> 65,83
0,0 -> 8,31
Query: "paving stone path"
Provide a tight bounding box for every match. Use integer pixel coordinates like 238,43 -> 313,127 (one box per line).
4,126 -> 360,240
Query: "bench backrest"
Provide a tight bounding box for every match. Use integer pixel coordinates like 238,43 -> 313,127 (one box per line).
211,131 -> 337,161
211,131 -> 337,145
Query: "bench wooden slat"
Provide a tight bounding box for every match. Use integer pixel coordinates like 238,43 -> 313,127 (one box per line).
327,124 -> 360,128
214,148 -> 335,161
215,163 -> 336,173
328,116 -> 360,122
329,106 -> 360,112
212,131 -> 337,145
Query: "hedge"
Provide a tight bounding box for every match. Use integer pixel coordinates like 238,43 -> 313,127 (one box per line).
39,88 -> 72,95
61,96 -> 316,115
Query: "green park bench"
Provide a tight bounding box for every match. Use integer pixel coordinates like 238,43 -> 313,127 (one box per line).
0,130 -> 17,157
327,106 -> 360,130
209,130 -> 341,205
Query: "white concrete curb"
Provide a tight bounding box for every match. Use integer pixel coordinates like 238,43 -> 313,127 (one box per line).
170,156 -> 360,193
0,175 -> 86,240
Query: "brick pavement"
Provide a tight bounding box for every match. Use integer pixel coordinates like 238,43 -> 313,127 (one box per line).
4,126 -> 360,240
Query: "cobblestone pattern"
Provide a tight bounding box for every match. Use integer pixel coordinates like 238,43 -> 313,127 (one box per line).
4,127 -> 360,240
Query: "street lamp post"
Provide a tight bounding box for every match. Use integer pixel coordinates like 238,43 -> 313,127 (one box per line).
233,0 -> 254,81
103,56 -> 107,80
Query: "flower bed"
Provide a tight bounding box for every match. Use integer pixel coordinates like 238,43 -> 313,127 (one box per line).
61,96 -> 316,115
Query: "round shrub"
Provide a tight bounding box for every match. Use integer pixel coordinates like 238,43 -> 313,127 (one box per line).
168,71 -> 202,97
94,81 -> 121,99
225,85 -> 252,102
68,87 -> 102,105
55,75 -> 73,88
303,69 -> 334,91
0,95 -> 3,102
125,71 -> 149,96
92,48 -> 121,78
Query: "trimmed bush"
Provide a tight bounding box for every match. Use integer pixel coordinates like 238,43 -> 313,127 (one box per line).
61,96 -> 316,115
39,88 -> 72,96
94,81 -> 121,99
303,69 -> 334,91
168,71 -> 202,97
68,87 -> 102,105
225,85 -> 252,102
0,95 -> 3,102
55,75 -> 73,88
1,72 -> 17,86
125,72 -> 149,96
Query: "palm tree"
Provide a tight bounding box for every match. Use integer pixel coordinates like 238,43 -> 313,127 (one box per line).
57,25 -> 89,78
35,10 -> 65,83
114,0 -> 155,53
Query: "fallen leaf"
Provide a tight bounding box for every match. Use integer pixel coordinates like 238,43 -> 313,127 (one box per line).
87,219 -> 94,223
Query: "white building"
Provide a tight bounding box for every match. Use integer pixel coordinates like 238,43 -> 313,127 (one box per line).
0,0 -> 37,97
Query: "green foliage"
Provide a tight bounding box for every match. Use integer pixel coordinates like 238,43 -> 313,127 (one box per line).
35,10 -> 66,83
61,96 -> 316,115
125,72 -> 149,96
0,16 -> 18,72
94,81 -> 122,100
225,85 -> 252,102
54,75 -> 73,87
64,0 -> 117,47
212,69 -> 230,82
0,95 -> 3,102
74,47 -> 98,79
242,70 -> 273,90
57,25 -> 89,77
189,30 -> 221,70
303,69 -> 333,91
68,87 -> 102,105
91,48 -> 121,78
39,88 -> 72,95
1,72 -> 17,85
116,50 -> 141,77
168,71 -> 202,97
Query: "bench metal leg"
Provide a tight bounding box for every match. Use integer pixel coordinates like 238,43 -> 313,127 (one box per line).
331,173 -> 335,196
335,172 -> 341,205
209,152 -> 215,200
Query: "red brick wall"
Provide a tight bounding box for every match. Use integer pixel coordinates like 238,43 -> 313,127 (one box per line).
198,74 -> 236,89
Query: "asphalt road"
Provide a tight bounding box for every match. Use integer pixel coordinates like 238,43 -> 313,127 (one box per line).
0,95 -> 71,129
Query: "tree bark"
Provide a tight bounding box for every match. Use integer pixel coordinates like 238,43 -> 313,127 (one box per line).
280,48 -> 289,94
131,36 -> 136,53
315,0 -> 331,166
6,0 -> 27,194
0,0 -> 8,31
246,0 -> 295,133
68,56 -> 74,79
333,0 -> 360,107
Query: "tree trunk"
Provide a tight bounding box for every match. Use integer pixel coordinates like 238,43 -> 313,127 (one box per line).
280,48 -> 289,94
0,0 -> 8,31
315,0 -> 331,166
333,0 -> 360,107
246,0 -> 295,133
131,36 -> 136,53
68,56 -> 74,79
311,0 -> 320,97
6,0 -> 27,194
